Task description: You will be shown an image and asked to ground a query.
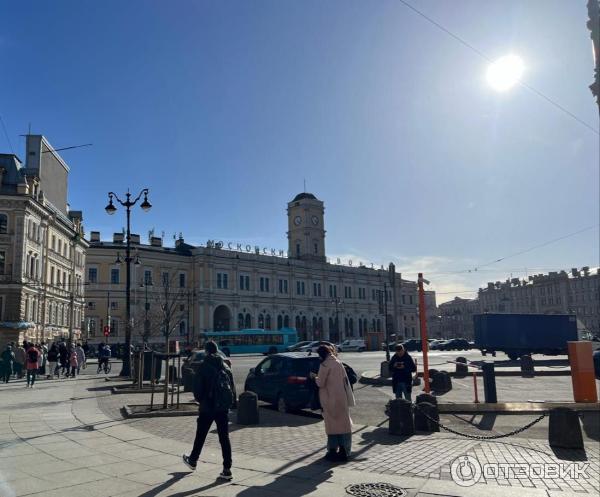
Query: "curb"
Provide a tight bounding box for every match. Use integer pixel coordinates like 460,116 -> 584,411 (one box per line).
122,403 -> 199,418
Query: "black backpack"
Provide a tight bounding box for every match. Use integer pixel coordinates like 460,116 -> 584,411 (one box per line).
27,348 -> 39,363
209,366 -> 235,412
343,363 -> 357,385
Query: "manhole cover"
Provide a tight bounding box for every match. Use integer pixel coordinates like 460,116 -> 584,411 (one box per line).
346,482 -> 407,497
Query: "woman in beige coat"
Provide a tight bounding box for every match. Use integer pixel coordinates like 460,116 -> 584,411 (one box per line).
310,345 -> 355,462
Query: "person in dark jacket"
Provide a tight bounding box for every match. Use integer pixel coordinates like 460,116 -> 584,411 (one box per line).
389,344 -> 417,401
183,340 -> 236,480
1,345 -> 15,383
47,344 -> 59,378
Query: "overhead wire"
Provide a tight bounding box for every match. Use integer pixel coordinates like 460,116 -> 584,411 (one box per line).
396,0 -> 599,135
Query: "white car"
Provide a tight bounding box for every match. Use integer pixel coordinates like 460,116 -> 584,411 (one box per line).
339,339 -> 366,352
297,341 -> 341,353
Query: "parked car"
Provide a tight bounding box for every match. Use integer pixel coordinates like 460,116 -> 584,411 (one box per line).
338,339 -> 366,352
429,340 -> 444,350
181,349 -> 231,392
401,339 -> 423,352
297,341 -> 340,353
286,341 -> 312,352
244,352 -> 321,412
438,338 -> 470,351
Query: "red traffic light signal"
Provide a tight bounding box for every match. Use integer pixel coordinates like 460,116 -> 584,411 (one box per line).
103,325 -> 110,337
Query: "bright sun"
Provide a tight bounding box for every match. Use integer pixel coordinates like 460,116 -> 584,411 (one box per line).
486,54 -> 525,92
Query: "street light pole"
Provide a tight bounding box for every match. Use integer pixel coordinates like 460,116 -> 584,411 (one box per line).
105,189 -> 151,377
331,297 -> 342,343
384,282 -> 390,362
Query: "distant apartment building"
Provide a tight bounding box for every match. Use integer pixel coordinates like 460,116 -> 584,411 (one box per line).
478,267 -> 599,336
438,296 -> 480,339
0,135 -> 88,349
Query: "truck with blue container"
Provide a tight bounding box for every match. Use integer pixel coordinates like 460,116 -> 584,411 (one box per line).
473,313 -> 578,360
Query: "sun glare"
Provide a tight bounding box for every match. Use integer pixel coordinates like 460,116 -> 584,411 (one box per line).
486,54 -> 525,92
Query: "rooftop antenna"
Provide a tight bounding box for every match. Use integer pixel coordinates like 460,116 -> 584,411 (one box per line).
303,178 -> 306,192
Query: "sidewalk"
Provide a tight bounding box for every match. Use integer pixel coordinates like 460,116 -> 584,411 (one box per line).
0,372 -> 598,497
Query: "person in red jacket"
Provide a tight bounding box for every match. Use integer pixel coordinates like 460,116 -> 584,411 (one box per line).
25,342 -> 40,388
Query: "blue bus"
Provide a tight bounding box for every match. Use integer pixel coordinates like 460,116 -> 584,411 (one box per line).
199,328 -> 299,356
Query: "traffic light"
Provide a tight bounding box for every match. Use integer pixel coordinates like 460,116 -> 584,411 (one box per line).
103,325 -> 110,337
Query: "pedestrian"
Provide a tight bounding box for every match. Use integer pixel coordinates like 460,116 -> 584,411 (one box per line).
182,340 -> 236,480
75,343 -> 86,374
58,342 -> 68,377
1,345 -> 15,383
14,342 -> 26,379
310,345 -> 355,462
69,347 -> 78,378
47,343 -> 59,379
36,343 -> 45,378
389,344 -> 417,401
25,342 -> 40,388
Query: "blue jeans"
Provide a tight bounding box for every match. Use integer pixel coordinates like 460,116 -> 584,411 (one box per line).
327,433 -> 351,454
394,382 -> 412,401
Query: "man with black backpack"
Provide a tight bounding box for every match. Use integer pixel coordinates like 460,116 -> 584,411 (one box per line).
183,340 -> 236,480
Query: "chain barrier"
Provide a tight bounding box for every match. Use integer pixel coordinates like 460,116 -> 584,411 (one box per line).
412,403 -> 547,440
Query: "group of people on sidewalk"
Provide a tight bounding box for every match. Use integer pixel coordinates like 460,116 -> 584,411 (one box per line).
181,340 -> 359,481
1,340 -> 87,385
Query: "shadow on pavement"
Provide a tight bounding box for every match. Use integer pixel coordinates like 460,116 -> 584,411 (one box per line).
236,460 -> 333,497
550,446 -> 589,462
227,406 -> 322,433
134,471 -> 226,497
581,411 -> 599,441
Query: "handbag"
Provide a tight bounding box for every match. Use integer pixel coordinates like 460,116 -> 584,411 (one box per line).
344,377 -> 356,407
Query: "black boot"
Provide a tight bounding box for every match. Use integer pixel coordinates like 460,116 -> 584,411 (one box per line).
336,447 -> 349,462
324,450 -> 338,461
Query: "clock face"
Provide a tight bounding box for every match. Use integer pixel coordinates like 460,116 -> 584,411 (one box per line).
311,215 -> 319,226
294,216 -> 302,226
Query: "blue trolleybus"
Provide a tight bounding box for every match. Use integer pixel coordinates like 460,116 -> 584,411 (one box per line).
199,328 -> 299,356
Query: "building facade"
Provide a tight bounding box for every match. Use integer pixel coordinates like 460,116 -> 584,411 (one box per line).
0,135 -> 88,349
438,297 -> 479,340
84,193 -> 419,347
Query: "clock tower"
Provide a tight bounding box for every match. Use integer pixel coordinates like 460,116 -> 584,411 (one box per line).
287,192 -> 326,262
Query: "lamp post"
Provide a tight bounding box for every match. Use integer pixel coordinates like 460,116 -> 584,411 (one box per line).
105,189 -> 151,377
331,297 -> 343,343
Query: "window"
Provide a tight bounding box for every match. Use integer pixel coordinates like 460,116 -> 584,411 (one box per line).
258,314 -> 264,328
409,295 -> 413,305
0,214 -> 7,234
314,242 -> 318,255
88,268 -> 98,283
110,301 -> 118,310
179,273 -> 186,288
217,272 -> 228,289
358,288 -> 366,299
402,295 -> 406,304
329,285 -> 337,298
162,272 -> 169,286
296,281 -> 305,295
238,313 -> 244,329
284,315 -> 290,328
344,286 -> 352,299
88,302 -> 96,310
111,268 -> 120,284
179,321 -> 186,335
260,277 -> 270,292
296,243 -> 301,257
278,279 -> 288,294
240,275 -> 250,291
111,319 -> 118,335
58,239 -> 62,255
88,318 -> 96,337
144,270 -> 153,285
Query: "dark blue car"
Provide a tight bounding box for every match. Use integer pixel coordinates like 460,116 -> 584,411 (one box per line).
244,352 -> 321,413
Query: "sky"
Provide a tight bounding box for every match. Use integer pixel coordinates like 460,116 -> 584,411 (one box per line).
1,0 -> 598,303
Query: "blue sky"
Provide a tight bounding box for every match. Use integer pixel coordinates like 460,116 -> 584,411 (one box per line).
1,0 -> 598,302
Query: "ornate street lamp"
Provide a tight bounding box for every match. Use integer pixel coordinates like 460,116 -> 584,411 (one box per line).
104,188 -> 151,377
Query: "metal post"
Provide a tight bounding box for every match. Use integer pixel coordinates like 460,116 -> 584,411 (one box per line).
418,273 -> 430,393
384,283 -> 390,362
150,352 -> 155,410
124,200 -> 132,377
472,371 -> 479,403
177,354 -> 181,409
170,355 -> 175,408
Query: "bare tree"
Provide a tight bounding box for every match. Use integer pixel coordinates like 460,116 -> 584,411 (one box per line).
150,272 -> 187,408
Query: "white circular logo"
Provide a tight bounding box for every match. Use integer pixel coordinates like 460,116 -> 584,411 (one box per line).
450,455 -> 482,487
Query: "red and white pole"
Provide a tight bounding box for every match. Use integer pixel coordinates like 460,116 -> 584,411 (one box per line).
418,273 -> 430,393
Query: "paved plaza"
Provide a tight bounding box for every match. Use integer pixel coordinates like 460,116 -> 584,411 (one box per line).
0,366 -> 598,497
